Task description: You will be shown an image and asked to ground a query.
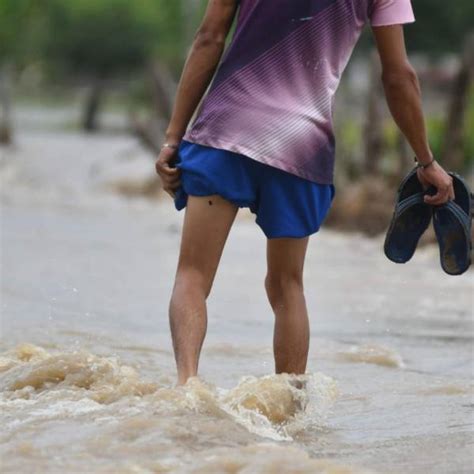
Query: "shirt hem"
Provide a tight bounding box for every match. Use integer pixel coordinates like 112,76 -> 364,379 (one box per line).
182,132 -> 334,185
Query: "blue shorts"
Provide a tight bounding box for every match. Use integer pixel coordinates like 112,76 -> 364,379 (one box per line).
174,140 -> 335,239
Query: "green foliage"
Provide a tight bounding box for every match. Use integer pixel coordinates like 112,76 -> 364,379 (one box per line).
405,0 -> 474,54
356,0 -> 473,55
0,0 -> 44,64
151,1 -> 190,76
0,0 -> 205,78
36,0 -> 210,79
3,0 -> 474,76
425,91 -> 474,168
0,0 -> 27,61
43,0 -> 162,78
425,116 -> 445,161
463,90 -> 474,166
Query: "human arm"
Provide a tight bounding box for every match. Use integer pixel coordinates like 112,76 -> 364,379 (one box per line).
155,0 -> 239,197
372,24 -> 454,204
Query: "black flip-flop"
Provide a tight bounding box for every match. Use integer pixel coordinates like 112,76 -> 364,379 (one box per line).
432,172 -> 473,275
384,167 -> 434,263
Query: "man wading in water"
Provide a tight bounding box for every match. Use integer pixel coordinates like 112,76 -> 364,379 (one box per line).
155,0 -> 454,385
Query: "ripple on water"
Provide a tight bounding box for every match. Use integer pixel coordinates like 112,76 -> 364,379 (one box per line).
163,444 -> 374,474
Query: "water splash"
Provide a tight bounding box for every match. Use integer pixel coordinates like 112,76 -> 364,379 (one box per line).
0,343 -> 158,403
219,373 -> 338,440
1,344 -> 338,443
336,343 -> 405,368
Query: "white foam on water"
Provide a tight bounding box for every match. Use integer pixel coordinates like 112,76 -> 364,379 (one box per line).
0,344 -> 158,405
0,344 -> 339,444
218,372 -> 339,440
336,343 -> 405,368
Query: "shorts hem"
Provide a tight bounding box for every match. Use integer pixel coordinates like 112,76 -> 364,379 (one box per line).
174,177 -> 253,211
259,226 -> 322,239
255,217 -> 323,239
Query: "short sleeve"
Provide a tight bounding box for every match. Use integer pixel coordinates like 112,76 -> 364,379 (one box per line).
370,0 -> 415,27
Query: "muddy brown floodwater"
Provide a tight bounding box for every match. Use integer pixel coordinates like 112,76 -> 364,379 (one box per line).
1,129 -> 473,473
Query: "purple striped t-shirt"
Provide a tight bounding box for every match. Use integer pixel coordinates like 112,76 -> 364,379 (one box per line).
183,0 -> 415,184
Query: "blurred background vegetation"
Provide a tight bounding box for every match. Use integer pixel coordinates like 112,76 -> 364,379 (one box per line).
1,0 -> 473,235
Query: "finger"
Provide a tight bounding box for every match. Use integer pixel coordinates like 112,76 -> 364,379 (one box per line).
156,157 -> 179,172
424,190 -> 448,205
161,174 -> 181,186
165,175 -> 181,185
434,192 -> 450,205
449,186 -> 455,201
163,180 -> 180,189
157,163 -> 179,176
424,191 -> 440,204
169,180 -> 181,190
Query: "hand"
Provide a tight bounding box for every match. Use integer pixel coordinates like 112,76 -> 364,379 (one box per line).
416,161 -> 455,206
155,145 -> 181,199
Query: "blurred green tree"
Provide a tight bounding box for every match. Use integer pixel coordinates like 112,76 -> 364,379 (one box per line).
44,0 -> 162,131
356,0 -> 474,55
406,0 -> 474,54
0,0 -> 41,143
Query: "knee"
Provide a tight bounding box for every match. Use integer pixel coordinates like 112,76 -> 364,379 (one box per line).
173,266 -> 212,299
264,272 -> 304,309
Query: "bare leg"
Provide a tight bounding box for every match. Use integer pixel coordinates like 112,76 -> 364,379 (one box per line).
265,237 -> 310,374
169,195 -> 238,385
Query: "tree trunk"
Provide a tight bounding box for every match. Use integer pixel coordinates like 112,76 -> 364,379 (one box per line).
443,33 -> 474,171
364,50 -> 384,175
149,61 -> 174,121
0,65 -> 13,145
82,78 -> 105,132
129,113 -> 162,155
